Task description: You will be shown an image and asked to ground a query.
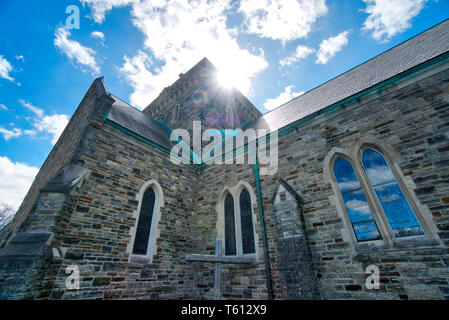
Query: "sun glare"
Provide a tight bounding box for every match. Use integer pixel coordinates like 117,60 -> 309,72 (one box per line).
215,64 -> 252,95
217,70 -> 235,89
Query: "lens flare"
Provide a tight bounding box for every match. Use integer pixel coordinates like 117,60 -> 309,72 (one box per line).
217,70 -> 235,89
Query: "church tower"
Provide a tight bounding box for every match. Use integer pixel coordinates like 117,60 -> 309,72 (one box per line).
143,58 -> 262,132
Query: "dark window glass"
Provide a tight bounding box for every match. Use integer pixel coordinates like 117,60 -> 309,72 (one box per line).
133,187 -> 156,255
224,193 -> 236,256
334,157 -> 382,241
240,188 -> 255,254
362,149 -> 424,238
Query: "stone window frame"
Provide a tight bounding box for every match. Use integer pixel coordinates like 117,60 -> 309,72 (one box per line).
324,137 -> 441,252
216,181 -> 259,259
127,179 -> 164,263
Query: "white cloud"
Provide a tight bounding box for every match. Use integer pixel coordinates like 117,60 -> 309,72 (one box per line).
365,165 -> 396,186
120,51 -> 157,110
362,0 -> 427,42
280,45 -> 315,66
24,130 -> 37,137
0,104 -> 7,111
338,180 -> 361,193
316,31 -> 349,64
15,55 -> 25,62
0,127 -> 22,141
345,199 -> 372,216
111,0 -> 268,109
34,114 -> 70,145
0,55 -> 15,82
18,99 -> 44,117
239,0 -> 328,42
81,0 -> 136,23
19,99 -> 69,145
91,31 -> 105,41
0,156 -> 39,211
54,27 -> 101,74
263,85 -> 304,111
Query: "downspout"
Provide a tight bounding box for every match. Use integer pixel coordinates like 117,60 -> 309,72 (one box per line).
253,142 -> 274,300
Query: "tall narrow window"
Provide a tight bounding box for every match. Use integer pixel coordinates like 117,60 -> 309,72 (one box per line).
224,193 -> 236,256
133,187 -> 156,255
173,104 -> 180,121
226,105 -> 234,127
239,188 -> 255,254
334,158 -> 382,241
362,149 -> 424,238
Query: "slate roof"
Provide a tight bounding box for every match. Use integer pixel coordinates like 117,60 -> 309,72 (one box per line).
244,19 -> 449,134
106,95 -> 174,151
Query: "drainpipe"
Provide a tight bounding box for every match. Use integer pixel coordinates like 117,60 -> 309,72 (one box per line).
253,142 -> 274,300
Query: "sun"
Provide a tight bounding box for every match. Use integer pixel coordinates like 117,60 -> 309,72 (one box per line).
216,70 -> 235,89
215,65 -> 251,95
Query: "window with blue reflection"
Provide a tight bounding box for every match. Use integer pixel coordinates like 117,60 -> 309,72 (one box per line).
334,158 -> 382,241
224,193 -> 237,255
362,149 -> 424,238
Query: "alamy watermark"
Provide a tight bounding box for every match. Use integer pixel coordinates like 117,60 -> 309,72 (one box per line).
65,5 -> 80,30
66,265 -> 80,290
365,265 -> 380,290
169,121 -> 279,175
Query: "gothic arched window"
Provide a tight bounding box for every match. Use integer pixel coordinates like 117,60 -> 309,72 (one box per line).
133,186 -> 156,255
226,105 -> 234,127
221,184 -> 257,257
361,148 -> 424,238
240,188 -> 256,254
334,157 -> 382,242
224,193 -> 237,256
326,141 -> 437,248
173,104 -> 180,121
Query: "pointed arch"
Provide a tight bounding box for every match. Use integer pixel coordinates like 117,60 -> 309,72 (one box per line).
324,139 -> 441,249
224,192 -> 236,256
333,157 -> 382,242
239,188 -> 255,254
128,180 -> 164,262
217,181 -> 259,257
133,187 -> 156,255
361,147 -> 424,238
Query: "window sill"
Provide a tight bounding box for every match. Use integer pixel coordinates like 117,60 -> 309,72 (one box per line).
129,254 -> 153,264
185,254 -> 257,265
354,235 -> 442,254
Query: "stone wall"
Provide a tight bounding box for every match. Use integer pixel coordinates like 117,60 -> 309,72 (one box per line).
271,183 -> 320,299
44,117 -> 201,299
0,78 -> 108,247
189,163 -> 270,300
255,66 -> 449,299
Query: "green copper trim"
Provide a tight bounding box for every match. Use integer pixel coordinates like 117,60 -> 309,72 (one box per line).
253,143 -> 273,300
157,119 -> 203,165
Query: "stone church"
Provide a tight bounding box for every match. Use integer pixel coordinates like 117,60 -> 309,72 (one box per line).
1,20 -> 449,300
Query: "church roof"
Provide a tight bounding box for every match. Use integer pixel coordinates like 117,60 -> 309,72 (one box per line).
106,95 -> 174,151
244,19 -> 449,135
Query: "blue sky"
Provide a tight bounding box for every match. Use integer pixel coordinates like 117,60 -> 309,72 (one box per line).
0,0 -> 448,212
